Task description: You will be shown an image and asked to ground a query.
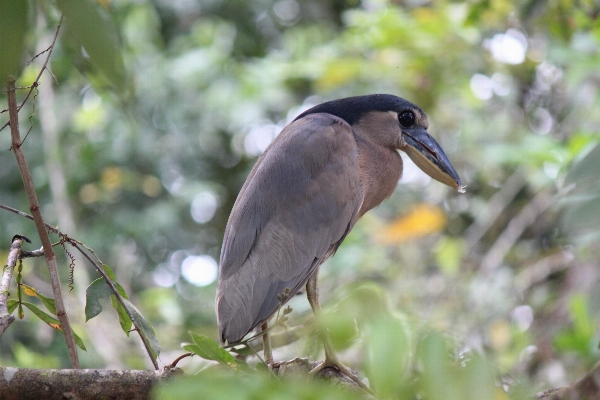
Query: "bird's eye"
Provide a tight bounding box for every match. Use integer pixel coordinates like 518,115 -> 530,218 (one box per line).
398,111 -> 415,127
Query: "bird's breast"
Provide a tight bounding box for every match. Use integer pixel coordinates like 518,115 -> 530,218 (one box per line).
356,140 -> 403,217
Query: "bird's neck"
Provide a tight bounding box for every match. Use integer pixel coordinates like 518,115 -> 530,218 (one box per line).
354,135 -> 403,218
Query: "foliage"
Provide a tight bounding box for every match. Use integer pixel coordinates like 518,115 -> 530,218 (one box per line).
0,0 -> 599,395
169,302 -> 532,399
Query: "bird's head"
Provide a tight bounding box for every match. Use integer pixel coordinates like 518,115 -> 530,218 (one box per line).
296,94 -> 465,193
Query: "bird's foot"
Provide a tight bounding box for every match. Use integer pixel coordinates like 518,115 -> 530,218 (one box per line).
309,358 -> 375,395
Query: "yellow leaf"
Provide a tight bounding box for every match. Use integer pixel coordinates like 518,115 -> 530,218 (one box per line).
376,204 -> 447,244
21,284 -> 38,297
49,323 -> 62,331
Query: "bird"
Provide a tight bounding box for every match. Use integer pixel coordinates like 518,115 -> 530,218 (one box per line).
215,94 -> 463,384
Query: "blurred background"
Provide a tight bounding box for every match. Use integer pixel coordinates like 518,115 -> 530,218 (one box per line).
1,0 -> 599,396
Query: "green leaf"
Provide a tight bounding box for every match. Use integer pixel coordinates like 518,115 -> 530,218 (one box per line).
22,301 -> 61,329
188,332 -> 236,367
462,354 -> 495,400
570,294 -> 593,340
366,317 -> 412,398
228,345 -> 255,357
21,302 -> 87,351
0,0 -> 29,80
564,143 -> 600,189
84,271 -> 158,360
21,284 -> 57,315
7,299 -> 18,314
111,294 -> 133,334
103,264 -> 117,282
85,267 -> 129,322
55,0 -> 126,89
434,237 -> 466,276
123,298 -> 161,360
85,277 -> 113,321
182,344 -> 204,355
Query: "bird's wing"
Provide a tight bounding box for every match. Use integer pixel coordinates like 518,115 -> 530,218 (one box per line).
216,113 -> 362,343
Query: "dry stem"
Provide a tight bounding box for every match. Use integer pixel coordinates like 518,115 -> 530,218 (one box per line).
6,77 -> 80,368
0,236 -> 26,336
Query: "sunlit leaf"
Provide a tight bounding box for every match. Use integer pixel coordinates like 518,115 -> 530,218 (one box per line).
434,236 -> 466,275
188,332 -> 236,368
228,345 -> 255,357
462,353 -> 495,400
0,0 -> 29,80
152,367 -> 364,400
21,284 -> 36,297
365,317 -> 412,398
376,204 -> 447,244
554,294 -> 597,359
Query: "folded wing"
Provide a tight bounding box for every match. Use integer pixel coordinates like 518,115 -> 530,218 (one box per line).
216,113 -> 362,343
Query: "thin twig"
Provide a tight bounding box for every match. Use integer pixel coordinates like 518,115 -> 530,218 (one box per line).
0,15 -> 63,134
0,204 -> 69,241
167,352 -> 193,369
6,77 -> 80,368
26,46 -> 52,66
0,203 -> 160,370
0,236 -> 26,336
21,247 -> 45,258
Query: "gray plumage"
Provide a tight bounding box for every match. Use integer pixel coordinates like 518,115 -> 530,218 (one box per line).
216,94 -> 463,344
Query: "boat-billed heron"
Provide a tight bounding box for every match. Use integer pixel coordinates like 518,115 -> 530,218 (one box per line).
216,94 -> 463,382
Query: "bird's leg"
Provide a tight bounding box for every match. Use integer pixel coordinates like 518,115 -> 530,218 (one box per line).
305,272 -> 373,394
262,322 -> 273,366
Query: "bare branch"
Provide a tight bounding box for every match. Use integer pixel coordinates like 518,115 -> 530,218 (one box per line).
6,77 -> 80,368
0,15 -> 63,134
0,236 -> 26,336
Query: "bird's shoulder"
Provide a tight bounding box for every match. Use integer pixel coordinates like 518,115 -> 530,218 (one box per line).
265,112 -> 356,162
219,112 -> 361,280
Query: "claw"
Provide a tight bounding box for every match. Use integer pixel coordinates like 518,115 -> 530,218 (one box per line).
308,357 -> 375,396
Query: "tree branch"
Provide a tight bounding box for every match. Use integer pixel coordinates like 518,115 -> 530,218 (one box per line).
0,366 -> 180,400
0,236 -> 28,336
6,77 -> 80,368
